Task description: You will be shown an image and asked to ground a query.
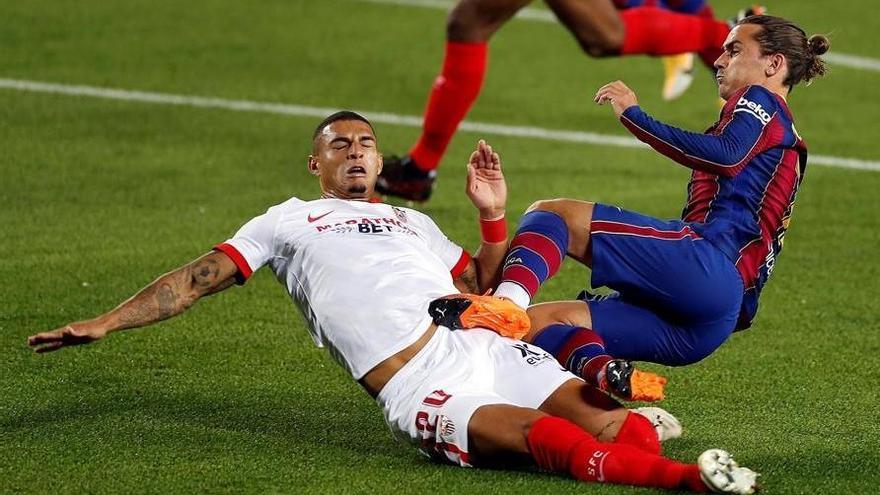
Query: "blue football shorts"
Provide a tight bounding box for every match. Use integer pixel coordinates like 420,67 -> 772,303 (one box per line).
585,203 -> 744,365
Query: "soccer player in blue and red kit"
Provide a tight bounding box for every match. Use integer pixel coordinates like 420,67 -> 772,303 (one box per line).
431,15 -> 830,402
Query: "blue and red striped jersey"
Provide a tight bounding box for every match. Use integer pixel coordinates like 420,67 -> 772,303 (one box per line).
620,85 -> 808,329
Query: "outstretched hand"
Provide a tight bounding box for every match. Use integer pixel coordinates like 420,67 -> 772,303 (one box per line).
595,80 -> 639,118
28,322 -> 107,353
465,139 -> 506,219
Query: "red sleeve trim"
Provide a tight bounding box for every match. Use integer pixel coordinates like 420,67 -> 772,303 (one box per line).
450,250 -> 472,279
213,242 -> 253,284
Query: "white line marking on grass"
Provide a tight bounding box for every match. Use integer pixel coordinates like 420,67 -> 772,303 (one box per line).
356,0 -> 880,73
2,78 -> 878,172
823,53 -> 880,72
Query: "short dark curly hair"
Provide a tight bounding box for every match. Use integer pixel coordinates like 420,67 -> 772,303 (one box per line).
312,111 -> 374,141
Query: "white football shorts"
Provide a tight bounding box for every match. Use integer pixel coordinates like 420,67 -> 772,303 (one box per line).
376,326 -> 578,467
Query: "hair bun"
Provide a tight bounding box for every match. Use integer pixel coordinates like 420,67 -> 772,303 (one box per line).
808,35 -> 830,56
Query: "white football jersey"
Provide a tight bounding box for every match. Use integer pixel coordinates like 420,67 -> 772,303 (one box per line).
215,197 -> 469,379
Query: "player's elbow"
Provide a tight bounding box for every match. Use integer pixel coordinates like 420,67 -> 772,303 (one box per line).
185,272 -> 213,304
714,140 -> 753,177
714,152 -> 749,177
180,286 -> 201,310
713,165 -> 740,178
699,147 -> 747,177
163,266 -> 206,311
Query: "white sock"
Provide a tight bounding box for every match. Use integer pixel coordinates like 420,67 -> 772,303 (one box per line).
494,282 -> 531,309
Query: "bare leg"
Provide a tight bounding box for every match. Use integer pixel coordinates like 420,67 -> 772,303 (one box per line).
526,198 -> 595,265
446,0 -> 535,42
391,0 -> 535,185
467,404 -> 546,462
543,0 -> 625,56
537,378 -> 626,440
467,381 -> 625,462
525,300 -> 592,340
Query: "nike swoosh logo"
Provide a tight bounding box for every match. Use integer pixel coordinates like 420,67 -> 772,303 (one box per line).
308,211 -> 333,223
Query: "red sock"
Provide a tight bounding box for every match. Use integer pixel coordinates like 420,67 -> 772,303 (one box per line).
620,7 -> 729,57
614,412 -> 661,455
408,41 -> 487,172
527,416 -> 708,492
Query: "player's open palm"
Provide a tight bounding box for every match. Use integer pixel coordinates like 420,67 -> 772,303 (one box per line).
28,323 -> 108,353
466,139 -> 507,216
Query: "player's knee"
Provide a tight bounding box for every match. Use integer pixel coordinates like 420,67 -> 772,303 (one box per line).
446,11 -> 482,42
526,302 -> 590,339
526,199 -> 550,214
446,0 -> 510,42
526,198 -> 569,214
525,198 -> 594,223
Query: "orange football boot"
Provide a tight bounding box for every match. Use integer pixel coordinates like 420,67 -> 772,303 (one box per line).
600,360 -> 667,402
428,293 -> 531,340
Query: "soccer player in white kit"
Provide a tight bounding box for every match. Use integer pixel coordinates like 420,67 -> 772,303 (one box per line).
28,112 -> 758,494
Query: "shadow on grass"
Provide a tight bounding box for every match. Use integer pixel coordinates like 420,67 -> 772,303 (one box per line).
1,384 -> 406,463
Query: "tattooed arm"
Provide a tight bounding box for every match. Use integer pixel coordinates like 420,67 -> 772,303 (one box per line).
28,251 -> 239,353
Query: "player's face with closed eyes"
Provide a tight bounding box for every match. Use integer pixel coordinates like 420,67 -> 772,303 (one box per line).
714,24 -> 772,100
309,120 -> 383,200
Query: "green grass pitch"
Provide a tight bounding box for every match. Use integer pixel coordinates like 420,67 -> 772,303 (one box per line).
2,0 -> 879,493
